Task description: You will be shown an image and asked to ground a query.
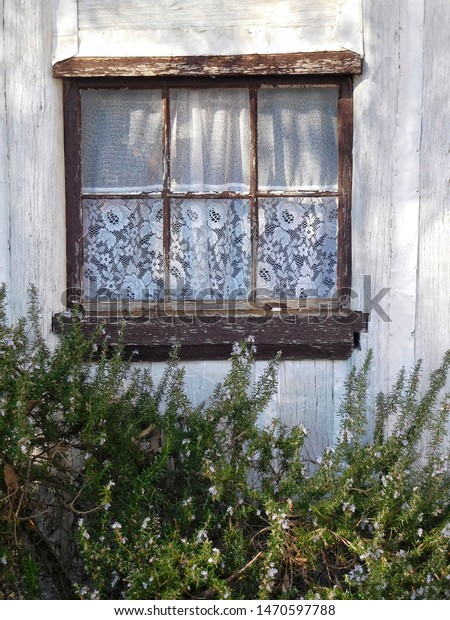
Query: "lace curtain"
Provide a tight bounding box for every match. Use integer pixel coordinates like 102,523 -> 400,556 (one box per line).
170,199 -> 251,300
257,198 -> 338,299
81,87 -> 338,301
83,198 -> 164,300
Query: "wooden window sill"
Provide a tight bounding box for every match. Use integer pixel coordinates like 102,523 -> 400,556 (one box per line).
52,309 -> 367,361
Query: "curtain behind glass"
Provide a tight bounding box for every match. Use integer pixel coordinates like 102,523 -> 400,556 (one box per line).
170,89 -> 250,192
81,89 -> 163,193
258,86 -> 338,191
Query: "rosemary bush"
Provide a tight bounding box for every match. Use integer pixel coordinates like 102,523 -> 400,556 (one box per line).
1,285 -> 450,599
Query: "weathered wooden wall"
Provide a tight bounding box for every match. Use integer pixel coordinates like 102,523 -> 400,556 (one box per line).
71,0 -> 363,58
415,0 -> 450,385
1,0 -> 449,456
1,0 -> 66,337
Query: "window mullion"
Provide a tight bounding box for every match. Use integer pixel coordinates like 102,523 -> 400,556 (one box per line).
249,86 -> 258,302
162,86 -> 171,301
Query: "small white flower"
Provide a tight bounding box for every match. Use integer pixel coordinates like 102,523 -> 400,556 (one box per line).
226,506 -> 233,516
111,521 -> 122,530
77,518 -> 84,527
142,517 -> 151,529
232,342 -> 241,355
142,582 -> 148,590
208,485 -> 218,497
417,528 -> 423,538
83,530 -> 90,540
104,503 -> 111,511
0,556 -> 7,565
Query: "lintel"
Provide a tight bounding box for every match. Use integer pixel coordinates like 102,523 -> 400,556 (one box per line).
53,51 -> 362,78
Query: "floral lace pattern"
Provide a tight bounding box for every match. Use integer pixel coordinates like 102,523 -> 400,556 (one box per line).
169,199 -> 251,300
83,198 -> 164,300
257,197 -> 338,298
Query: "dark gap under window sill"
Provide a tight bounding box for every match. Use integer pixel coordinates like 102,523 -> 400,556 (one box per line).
52,311 -> 368,362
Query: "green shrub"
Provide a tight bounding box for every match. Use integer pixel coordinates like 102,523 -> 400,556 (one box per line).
1,285 -> 450,599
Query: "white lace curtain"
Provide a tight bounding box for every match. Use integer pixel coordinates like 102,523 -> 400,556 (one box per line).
81,87 -> 338,301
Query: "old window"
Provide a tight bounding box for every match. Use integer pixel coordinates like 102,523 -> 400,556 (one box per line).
56,54 -> 365,360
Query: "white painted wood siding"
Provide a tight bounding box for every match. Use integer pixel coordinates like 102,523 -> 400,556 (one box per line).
2,0 -> 66,337
51,0 -> 363,60
416,0 -> 450,386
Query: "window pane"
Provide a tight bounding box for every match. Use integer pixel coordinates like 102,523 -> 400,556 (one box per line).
258,86 -> 338,191
169,199 -> 251,300
83,198 -> 164,300
257,197 -> 338,298
170,89 -> 250,192
81,90 -> 163,193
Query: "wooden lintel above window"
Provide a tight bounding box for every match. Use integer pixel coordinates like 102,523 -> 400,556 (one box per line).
52,51 -> 362,78
53,312 -> 367,362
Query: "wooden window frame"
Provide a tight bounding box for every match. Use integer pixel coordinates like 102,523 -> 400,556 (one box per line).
53,53 -> 366,361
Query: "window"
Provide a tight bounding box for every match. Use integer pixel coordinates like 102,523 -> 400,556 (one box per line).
57,55 -> 365,360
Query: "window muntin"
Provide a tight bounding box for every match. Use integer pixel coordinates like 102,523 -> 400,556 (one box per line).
77,79 -> 345,304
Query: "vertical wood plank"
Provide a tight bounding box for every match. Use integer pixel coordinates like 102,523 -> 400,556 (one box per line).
5,0 -> 66,335
352,0 -> 402,397
0,0 -> 10,302
416,0 -> 450,386
277,360 -> 335,464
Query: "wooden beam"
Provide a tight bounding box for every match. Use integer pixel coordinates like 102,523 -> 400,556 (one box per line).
53,311 -> 367,361
53,52 -> 362,78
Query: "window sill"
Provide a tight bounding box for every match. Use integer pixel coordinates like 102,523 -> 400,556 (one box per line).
52,309 -> 367,361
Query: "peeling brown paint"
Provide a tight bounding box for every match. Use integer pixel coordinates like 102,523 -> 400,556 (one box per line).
53,52 -> 362,78
53,312 -> 367,361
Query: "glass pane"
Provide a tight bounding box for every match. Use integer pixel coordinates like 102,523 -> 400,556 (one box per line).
81,90 -> 163,193
83,198 -> 164,300
170,89 -> 250,192
257,197 -> 338,298
258,86 -> 338,191
169,199 -> 251,300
